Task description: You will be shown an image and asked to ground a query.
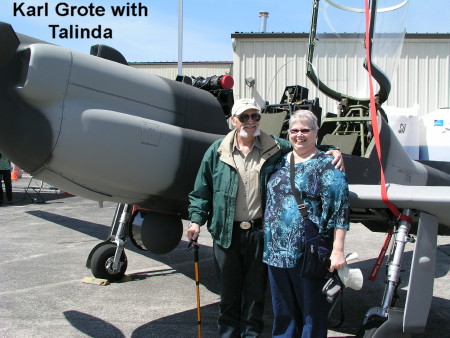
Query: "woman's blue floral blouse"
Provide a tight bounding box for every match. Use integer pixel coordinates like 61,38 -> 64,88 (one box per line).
263,151 -> 350,268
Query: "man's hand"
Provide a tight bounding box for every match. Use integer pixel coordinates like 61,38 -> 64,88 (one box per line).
326,149 -> 345,172
186,222 -> 200,243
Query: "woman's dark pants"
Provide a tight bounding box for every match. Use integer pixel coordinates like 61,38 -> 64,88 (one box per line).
268,265 -> 331,338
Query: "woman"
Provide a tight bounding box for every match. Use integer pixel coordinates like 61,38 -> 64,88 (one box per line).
263,110 -> 350,337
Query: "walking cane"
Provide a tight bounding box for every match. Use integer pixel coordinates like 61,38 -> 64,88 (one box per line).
188,240 -> 202,337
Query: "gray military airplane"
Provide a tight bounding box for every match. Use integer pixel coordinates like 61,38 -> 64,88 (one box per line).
0,0 -> 448,336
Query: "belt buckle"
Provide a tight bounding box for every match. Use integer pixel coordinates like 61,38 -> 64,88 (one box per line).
240,221 -> 251,230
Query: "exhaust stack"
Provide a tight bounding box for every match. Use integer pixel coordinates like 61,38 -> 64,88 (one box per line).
259,11 -> 269,33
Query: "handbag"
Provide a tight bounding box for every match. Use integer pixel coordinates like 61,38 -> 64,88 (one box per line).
289,152 -> 333,280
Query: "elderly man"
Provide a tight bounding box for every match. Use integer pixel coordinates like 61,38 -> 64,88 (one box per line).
186,98 -> 343,337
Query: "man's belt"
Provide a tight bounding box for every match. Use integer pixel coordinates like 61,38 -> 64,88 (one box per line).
234,218 -> 262,230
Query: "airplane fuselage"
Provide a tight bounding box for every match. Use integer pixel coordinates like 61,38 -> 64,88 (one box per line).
0,27 -> 229,217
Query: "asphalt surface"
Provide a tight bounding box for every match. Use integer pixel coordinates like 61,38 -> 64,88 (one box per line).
0,175 -> 449,337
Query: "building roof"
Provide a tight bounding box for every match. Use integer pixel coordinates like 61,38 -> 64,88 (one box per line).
129,61 -> 233,65
231,32 -> 450,39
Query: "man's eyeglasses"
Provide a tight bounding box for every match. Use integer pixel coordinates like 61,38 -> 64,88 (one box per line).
237,113 -> 261,123
290,128 -> 312,135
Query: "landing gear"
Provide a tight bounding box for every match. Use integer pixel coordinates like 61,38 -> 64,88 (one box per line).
356,315 -> 386,338
90,242 -> 128,281
86,203 -> 184,282
357,309 -> 411,338
357,209 -> 415,337
87,203 -> 131,281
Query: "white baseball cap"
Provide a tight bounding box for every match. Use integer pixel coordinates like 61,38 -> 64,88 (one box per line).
231,98 -> 261,116
337,252 -> 364,290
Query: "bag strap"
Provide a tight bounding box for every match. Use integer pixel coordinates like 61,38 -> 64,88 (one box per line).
328,286 -> 345,328
289,152 -> 309,220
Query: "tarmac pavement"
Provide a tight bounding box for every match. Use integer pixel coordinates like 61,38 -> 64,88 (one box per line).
0,175 -> 449,337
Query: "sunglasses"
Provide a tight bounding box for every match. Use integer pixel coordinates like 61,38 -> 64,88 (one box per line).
290,128 -> 312,135
237,113 -> 261,123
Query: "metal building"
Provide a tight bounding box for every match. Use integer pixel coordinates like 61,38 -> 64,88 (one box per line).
231,33 -> 450,117
129,34 -> 449,118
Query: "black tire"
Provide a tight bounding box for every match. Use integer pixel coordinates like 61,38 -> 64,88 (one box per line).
90,243 -> 127,282
356,316 -> 386,338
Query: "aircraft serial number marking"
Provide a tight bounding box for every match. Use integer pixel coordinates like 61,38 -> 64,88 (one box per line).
141,122 -> 161,146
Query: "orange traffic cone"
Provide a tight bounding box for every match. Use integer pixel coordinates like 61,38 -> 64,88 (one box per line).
11,168 -> 19,181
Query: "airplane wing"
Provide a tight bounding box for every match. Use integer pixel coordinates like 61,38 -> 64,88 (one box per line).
350,184 -> 450,229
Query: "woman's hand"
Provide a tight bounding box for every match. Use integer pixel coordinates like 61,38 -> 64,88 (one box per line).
329,249 -> 346,273
329,228 -> 347,272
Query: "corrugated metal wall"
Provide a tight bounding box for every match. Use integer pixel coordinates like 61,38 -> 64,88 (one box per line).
129,62 -> 233,81
232,33 -> 450,117
392,38 -> 450,115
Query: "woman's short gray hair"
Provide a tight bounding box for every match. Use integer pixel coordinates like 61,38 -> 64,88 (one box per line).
289,110 -> 319,130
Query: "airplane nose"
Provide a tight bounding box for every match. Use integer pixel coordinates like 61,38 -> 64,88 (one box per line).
0,24 -> 54,174
0,22 -> 20,67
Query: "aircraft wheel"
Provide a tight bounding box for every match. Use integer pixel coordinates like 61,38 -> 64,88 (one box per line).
356,316 -> 386,338
90,243 -> 128,282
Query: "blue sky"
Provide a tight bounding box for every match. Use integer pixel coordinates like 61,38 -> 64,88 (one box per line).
1,0 -> 449,62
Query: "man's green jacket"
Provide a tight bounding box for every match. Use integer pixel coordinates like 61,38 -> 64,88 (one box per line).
188,129 -> 291,248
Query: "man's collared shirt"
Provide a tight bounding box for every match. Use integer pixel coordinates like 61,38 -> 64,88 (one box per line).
232,135 -> 263,222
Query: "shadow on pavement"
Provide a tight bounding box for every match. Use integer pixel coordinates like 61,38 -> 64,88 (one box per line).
27,209 -> 450,337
